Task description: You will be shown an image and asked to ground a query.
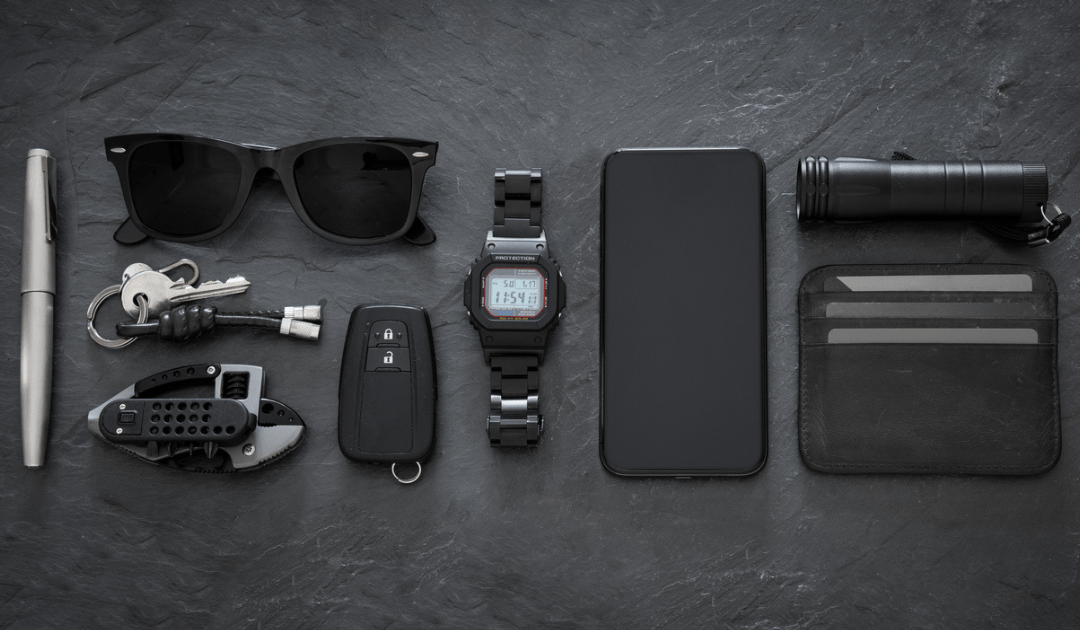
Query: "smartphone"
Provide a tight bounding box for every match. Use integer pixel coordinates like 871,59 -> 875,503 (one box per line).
600,148 -> 767,476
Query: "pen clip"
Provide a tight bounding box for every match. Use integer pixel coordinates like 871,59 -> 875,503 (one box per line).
43,157 -> 56,242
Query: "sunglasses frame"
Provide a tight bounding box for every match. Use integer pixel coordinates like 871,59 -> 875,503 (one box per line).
104,133 -> 439,245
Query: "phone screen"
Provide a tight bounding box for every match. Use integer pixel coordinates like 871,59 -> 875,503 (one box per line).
601,148 -> 767,475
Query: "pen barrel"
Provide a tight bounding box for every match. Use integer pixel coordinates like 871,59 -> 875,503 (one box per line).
22,149 -> 56,294
22,148 -> 56,468
21,292 -> 54,468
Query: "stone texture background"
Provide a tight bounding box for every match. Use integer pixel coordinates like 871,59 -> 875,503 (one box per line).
2,1 -> 1079,628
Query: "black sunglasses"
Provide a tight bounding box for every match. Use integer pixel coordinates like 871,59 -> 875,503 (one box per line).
105,134 -> 439,246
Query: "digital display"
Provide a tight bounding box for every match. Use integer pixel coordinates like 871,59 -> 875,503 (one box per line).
484,267 -> 545,318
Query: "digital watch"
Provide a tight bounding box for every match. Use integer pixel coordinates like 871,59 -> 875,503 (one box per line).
464,168 -> 566,447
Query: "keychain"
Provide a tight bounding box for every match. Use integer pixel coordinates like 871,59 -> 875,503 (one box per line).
86,259 -> 320,348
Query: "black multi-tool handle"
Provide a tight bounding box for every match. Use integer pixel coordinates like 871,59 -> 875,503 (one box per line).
98,398 -> 255,447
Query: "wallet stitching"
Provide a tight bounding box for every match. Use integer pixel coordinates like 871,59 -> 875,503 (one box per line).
799,264 -> 1060,473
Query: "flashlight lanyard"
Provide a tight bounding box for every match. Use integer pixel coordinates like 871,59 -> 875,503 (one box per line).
977,202 -> 1072,246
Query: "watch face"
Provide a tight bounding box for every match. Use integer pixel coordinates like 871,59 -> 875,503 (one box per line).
483,266 -> 546,319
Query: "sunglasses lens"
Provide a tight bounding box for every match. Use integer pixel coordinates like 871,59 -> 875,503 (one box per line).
293,143 -> 413,238
127,141 -> 242,236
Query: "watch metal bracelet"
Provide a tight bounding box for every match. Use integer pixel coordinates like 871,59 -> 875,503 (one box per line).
493,168 -> 543,238
488,354 -> 541,446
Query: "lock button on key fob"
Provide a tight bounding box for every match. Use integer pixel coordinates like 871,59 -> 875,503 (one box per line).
370,321 -> 409,347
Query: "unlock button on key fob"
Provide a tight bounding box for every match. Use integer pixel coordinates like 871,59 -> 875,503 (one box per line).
366,347 -> 411,371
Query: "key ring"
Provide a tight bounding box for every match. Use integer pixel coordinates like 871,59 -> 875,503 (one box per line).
1031,202 -> 1071,246
87,285 -> 149,348
1040,202 -> 1063,225
391,462 -> 422,484
126,258 -> 200,286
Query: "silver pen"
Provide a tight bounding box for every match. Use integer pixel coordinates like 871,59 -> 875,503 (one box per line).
21,148 -> 57,468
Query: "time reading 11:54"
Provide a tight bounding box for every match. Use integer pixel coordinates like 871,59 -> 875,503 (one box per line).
491,277 -> 539,306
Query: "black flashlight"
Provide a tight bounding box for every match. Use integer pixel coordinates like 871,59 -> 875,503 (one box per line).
797,156 -> 1048,223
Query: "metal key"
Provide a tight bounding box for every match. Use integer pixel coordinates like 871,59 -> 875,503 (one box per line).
164,276 -> 252,304
121,270 -> 250,318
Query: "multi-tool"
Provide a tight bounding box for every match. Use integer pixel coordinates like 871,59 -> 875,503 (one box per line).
88,363 -> 305,472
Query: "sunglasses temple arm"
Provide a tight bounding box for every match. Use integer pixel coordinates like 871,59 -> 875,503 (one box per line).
113,218 -> 150,245
112,214 -> 434,247
403,215 -> 436,246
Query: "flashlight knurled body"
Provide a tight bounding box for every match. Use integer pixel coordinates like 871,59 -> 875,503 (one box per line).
797,157 -> 1047,223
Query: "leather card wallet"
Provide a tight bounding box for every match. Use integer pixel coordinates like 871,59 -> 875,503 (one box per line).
798,264 -> 1060,475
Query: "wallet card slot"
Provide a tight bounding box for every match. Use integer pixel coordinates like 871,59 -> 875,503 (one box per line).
801,265 -> 1056,293
801,317 -> 1055,345
800,291 -> 1056,319
799,343 -> 1059,474
822,273 -> 1034,293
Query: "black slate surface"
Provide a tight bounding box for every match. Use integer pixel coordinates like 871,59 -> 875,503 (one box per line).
2,1 -> 1079,628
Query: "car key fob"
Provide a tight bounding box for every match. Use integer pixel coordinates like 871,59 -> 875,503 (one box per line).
338,304 -> 436,483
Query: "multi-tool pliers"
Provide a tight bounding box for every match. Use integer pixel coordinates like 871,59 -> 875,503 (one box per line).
88,363 -> 305,472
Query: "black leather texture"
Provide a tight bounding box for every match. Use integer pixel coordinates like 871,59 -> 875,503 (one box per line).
798,264 -> 1060,475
